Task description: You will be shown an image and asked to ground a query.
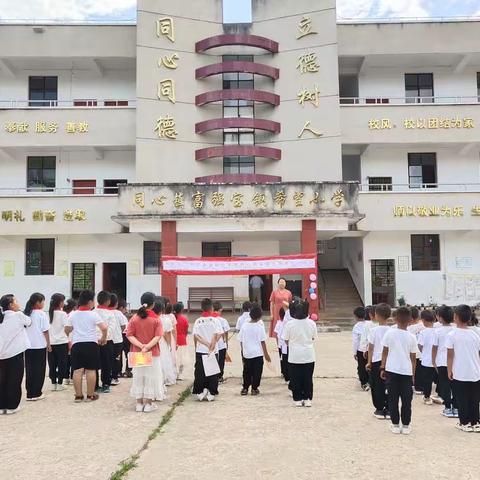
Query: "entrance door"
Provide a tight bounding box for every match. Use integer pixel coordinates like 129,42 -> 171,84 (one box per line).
71,263 -> 95,299
371,259 -> 395,305
248,274 -> 272,311
72,179 -> 96,194
103,263 -> 127,300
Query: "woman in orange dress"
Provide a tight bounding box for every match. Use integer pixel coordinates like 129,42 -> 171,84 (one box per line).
269,278 -> 292,337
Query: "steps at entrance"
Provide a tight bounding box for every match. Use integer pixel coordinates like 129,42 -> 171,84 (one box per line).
319,269 -> 363,327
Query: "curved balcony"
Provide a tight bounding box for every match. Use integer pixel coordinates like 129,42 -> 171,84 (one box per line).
196,89 -> 280,107
196,61 -> 279,80
195,145 -> 281,162
196,34 -> 279,54
195,173 -> 282,184
195,118 -> 280,135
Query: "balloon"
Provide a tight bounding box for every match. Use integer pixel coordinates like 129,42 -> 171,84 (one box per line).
310,282 -> 317,289
310,313 -> 318,321
309,293 -> 317,300
309,273 -> 317,281
308,287 -> 314,294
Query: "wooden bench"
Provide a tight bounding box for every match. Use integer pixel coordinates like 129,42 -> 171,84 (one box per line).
188,287 -> 235,312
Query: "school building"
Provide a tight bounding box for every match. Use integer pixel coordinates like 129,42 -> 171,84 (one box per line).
1,0 -> 480,321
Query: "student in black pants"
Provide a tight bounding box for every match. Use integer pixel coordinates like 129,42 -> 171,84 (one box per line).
238,304 -> 271,395
94,291 -> 114,393
381,306 -> 417,435
0,295 -> 32,414
446,304 -> 480,432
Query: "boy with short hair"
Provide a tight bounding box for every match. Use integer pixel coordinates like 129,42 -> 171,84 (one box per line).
109,294 -> 128,386
238,304 -> 271,396
94,290 -> 116,393
367,303 -> 391,419
380,306 -> 418,435
192,298 -> 223,402
352,306 -> 369,391
418,310 -> 436,405
407,306 -> 424,395
432,305 -> 457,417
65,290 -> 107,402
274,308 -> 289,383
235,301 -> 252,332
446,304 -> 480,432
213,301 -> 231,383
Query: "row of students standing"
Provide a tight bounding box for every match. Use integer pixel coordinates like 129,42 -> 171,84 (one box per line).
352,302 -> 480,434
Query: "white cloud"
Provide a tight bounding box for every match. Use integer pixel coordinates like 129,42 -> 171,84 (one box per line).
337,0 -> 430,19
0,0 -> 136,20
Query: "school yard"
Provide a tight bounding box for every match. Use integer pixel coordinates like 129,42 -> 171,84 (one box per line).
1,327 -> 477,480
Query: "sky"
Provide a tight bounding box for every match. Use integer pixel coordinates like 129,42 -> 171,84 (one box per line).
0,0 -> 479,22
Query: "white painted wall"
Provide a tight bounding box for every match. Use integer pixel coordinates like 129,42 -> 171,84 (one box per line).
0,69 -> 135,102
360,145 -> 480,186
0,233 -> 159,308
358,67 -> 479,100
340,237 -> 365,302
362,231 -> 480,306
0,149 -> 135,190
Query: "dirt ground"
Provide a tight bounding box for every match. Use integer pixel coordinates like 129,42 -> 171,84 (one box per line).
1,331 -> 477,480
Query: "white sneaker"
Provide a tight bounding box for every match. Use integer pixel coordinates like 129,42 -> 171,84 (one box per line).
462,424 -> 474,433
423,397 -> 433,405
294,401 -> 304,407
401,425 -> 412,435
390,424 -> 401,434
0,409 -> 6,415
135,404 -> 144,413
206,392 -> 215,402
143,403 -> 158,413
111,379 -> 120,386
56,385 -> 66,392
6,408 -> 20,414
197,388 -> 208,402
304,399 -> 312,407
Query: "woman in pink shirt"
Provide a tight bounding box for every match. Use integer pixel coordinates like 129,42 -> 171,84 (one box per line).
125,292 -> 164,413
269,278 -> 293,337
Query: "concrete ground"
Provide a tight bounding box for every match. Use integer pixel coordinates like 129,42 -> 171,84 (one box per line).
1,330 -> 477,480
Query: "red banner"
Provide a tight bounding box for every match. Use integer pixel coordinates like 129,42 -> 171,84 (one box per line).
161,253 -> 317,276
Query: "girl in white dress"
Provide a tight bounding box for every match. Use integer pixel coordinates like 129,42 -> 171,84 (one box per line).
165,302 -> 178,375
153,302 -> 177,386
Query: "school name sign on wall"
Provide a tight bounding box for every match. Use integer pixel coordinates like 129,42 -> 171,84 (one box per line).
116,182 -> 360,219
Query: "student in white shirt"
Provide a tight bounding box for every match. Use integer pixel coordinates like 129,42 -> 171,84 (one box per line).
352,306 -> 370,391
274,308 -> 290,384
24,292 -> 50,401
155,301 -> 177,386
213,301 -> 231,383
192,298 -> 223,402
47,293 -> 69,392
235,301 -> 252,332
238,304 -> 271,396
359,305 -> 376,360
418,310 -> 436,405
108,293 -> 128,386
366,303 -> 391,419
407,307 -> 424,394
0,295 -> 32,414
432,305 -> 457,418
94,290 -> 116,393
380,307 -> 418,435
446,304 -> 480,432
282,298 -> 317,407
65,290 -> 107,402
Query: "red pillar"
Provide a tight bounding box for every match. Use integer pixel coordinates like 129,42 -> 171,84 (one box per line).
161,220 -> 177,303
301,219 -> 319,320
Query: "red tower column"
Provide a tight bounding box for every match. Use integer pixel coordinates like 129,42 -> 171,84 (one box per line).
161,220 -> 177,303
301,219 -> 319,320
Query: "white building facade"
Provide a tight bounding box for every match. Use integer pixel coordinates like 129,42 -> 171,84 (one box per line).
1,1 -> 479,314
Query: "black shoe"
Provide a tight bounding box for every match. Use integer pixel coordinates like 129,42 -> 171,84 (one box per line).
126,371 -> 133,378
373,409 -> 385,419
241,389 -> 248,396
251,389 -> 260,396
383,409 -> 390,420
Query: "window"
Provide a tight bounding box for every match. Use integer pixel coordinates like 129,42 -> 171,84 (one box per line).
202,242 -> 232,257
411,234 -> 440,271
72,180 -> 96,195
368,176 -> 392,191
477,72 -> 480,100
71,263 -> 95,298
405,73 -> 433,103
144,241 -> 161,274
223,156 -> 255,174
103,179 -> 127,195
25,239 -> 55,275
408,153 -> 437,188
27,156 -> 56,191
222,55 -> 254,118
223,130 -> 254,145
29,76 -> 58,107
